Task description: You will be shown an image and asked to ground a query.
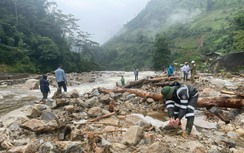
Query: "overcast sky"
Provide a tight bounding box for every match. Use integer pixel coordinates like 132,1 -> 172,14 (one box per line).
54,0 -> 149,44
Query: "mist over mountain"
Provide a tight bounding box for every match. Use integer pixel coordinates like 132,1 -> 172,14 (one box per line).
96,0 -> 244,71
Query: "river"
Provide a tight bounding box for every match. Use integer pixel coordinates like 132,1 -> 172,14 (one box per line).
0,71 -> 157,117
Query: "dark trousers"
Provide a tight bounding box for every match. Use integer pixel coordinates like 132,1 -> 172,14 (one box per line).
42,92 -> 48,99
135,75 -> 138,81
185,95 -> 198,134
58,81 -> 67,92
183,71 -> 188,82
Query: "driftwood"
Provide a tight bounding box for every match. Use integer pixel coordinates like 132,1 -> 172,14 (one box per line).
98,87 -> 244,109
83,130 -> 125,134
197,97 -> 244,108
124,76 -> 180,88
221,90 -> 244,97
99,87 -> 163,101
88,112 -> 115,122
75,122 -> 122,127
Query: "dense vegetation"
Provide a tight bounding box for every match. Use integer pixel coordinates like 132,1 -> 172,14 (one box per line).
1,0 -> 243,73
98,0 -> 244,71
0,0 -> 101,73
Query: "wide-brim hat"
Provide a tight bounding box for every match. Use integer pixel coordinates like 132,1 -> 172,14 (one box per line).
161,86 -> 175,100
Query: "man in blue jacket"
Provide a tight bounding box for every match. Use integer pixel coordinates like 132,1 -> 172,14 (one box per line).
167,65 -> 174,77
54,64 -> 67,92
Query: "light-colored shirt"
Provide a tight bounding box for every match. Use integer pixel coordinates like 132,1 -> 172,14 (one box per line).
55,67 -> 66,82
181,65 -> 190,72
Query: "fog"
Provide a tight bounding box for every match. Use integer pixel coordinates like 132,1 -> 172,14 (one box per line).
54,0 -> 149,44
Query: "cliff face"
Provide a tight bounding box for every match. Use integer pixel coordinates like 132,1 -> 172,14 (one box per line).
213,52 -> 244,72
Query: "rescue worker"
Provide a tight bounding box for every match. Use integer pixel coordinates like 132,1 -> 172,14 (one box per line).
190,60 -> 196,83
161,83 -> 198,137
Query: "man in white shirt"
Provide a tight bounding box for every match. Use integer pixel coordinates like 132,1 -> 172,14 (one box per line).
181,62 -> 190,82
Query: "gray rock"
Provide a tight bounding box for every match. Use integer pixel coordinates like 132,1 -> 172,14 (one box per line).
122,126 -> 144,145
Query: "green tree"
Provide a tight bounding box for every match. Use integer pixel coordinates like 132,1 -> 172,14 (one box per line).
152,34 -> 171,71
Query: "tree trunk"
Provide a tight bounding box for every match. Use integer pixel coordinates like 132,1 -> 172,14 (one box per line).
123,76 -> 180,88
98,88 -> 244,108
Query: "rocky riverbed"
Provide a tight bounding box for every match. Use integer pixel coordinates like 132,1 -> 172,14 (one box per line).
0,71 -> 243,153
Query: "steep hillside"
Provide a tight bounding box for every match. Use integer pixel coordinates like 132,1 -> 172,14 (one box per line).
98,0 -> 244,71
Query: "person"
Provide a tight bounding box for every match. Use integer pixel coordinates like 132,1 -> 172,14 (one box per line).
134,68 -> 139,81
121,76 -> 125,86
39,74 -> 50,103
181,62 -> 190,82
167,65 -> 174,77
54,64 -> 67,93
162,66 -> 166,74
161,82 -> 198,137
190,61 -> 196,83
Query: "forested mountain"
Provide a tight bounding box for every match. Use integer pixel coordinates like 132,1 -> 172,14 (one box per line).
0,0 -> 101,73
97,0 -> 244,71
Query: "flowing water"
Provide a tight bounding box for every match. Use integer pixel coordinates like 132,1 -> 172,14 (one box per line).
0,71 -> 157,118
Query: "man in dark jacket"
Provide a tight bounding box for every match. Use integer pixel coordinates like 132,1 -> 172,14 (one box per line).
39,74 -> 50,102
161,83 -> 198,137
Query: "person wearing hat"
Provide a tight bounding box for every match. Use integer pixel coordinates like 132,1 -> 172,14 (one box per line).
161,84 -> 198,137
190,61 -> 196,83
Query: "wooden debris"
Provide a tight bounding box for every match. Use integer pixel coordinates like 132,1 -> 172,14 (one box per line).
88,112 -> 115,122
99,88 -> 244,109
123,76 -> 180,88
99,87 -> 163,101
221,90 -> 236,95
83,130 -> 125,134
197,97 -> 244,108
75,122 -> 122,127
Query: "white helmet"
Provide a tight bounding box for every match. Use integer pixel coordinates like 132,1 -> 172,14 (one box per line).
191,60 -> 195,64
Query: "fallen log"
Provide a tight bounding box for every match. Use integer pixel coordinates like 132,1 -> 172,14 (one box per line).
88,112 -> 115,122
147,76 -> 180,83
98,87 -> 244,108
99,87 -> 163,101
197,97 -> 244,108
221,90 -> 244,97
221,90 -> 235,95
124,79 -> 147,88
124,76 -> 180,88
74,122 -> 122,127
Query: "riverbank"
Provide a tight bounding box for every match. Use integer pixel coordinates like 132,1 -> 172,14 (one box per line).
0,71 -> 243,153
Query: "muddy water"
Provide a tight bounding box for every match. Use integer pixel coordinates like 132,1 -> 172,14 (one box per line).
0,71 -> 156,118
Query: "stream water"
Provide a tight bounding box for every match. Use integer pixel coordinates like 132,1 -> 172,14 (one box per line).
0,71 -> 157,118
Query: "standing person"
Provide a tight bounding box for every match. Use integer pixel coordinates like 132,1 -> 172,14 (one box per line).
181,62 -> 190,82
121,76 -> 125,86
162,66 -> 166,74
190,61 -> 196,83
54,64 -> 67,93
161,83 -> 198,137
134,68 -> 139,81
167,65 -> 174,77
39,74 -> 50,103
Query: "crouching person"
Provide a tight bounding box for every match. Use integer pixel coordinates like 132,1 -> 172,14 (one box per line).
161,83 -> 198,137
